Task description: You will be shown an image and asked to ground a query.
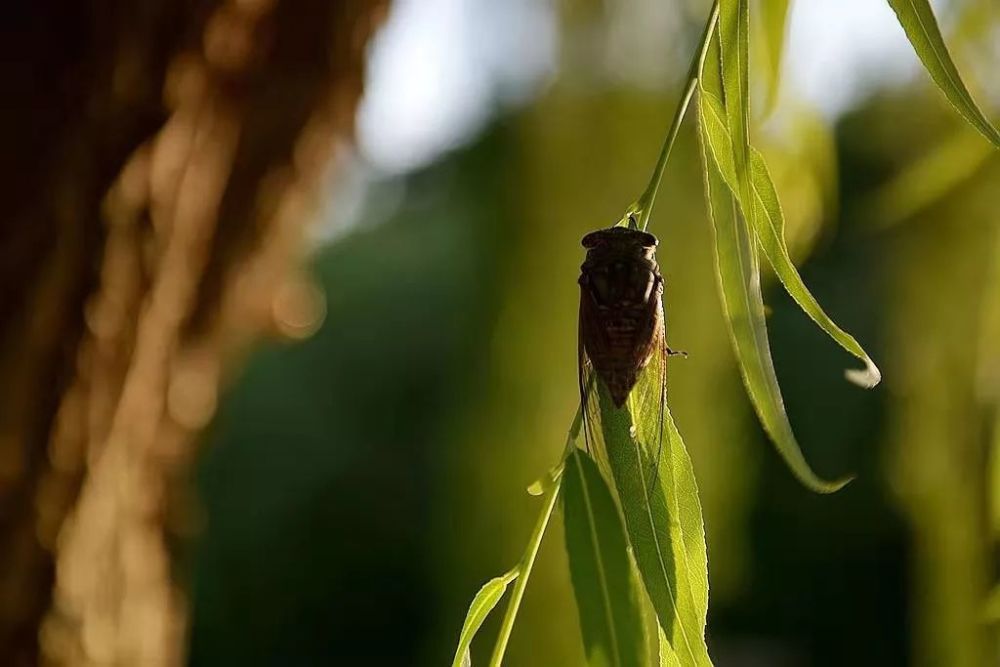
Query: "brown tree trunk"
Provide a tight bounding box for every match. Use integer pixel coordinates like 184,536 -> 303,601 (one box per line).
0,1 -> 386,664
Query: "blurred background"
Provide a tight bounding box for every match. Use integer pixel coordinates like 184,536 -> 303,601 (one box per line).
184,0 -> 1000,665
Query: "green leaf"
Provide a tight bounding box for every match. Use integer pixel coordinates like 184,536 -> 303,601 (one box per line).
719,0 -> 752,191
564,449 -> 647,667
885,0 -> 1000,149
698,112 -> 850,493
758,0 -> 791,110
451,568 -> 518,667
697,5 -> 876,489
634,566 -> 663,666
658,625 -> 681,667
598,382 -> 712,666
699,57 -> 882,388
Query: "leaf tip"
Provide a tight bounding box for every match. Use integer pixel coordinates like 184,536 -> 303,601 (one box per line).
816,474 -> 855,494
844,358 -> 881,389
527,464 -> 564,496
793,466 -> 855,494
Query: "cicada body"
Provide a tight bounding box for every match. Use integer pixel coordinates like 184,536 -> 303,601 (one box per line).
578,227 -> 665,407
576,225 -> 675,469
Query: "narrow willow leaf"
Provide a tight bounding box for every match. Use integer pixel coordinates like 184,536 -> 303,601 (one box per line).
564,449 -> 647,667
698,113 -> 850,492
885,0 -> 1000,148
598,385 -> 712,666
699,59 -> 881,388
758,0 -> 790,110
746,147 -> 881,387
664,405 -> 710,625
701,24 -> 724,108
719,0 -> 752,188
699,91 -> 738,191
451,568 -> 518,667
634,562 -> 662,666
658,625 -> 681,667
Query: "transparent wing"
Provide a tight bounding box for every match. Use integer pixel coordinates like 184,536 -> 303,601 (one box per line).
577,306 -> 668,481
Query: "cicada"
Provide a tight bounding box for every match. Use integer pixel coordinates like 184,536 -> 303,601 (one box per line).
577,225 -> 677,465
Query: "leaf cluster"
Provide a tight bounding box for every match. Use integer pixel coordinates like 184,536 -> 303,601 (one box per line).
452,0 -> 999,663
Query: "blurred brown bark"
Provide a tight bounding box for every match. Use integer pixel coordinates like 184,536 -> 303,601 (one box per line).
0,0 -> 386,664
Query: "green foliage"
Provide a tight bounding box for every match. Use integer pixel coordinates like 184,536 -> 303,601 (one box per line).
699,0 -> 876,491
885,0 -> 1000,148
564,449 -> 647,667
699,115 -> 849,492
597,383 -> 711,666
451,570 -> 519,667
451,0 -> 1000,664
719,0 -> 881,386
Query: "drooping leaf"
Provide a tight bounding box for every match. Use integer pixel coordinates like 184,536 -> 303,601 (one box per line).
596,376 -> 712,666
451,568 -> 518,667
696,7 -> 876,489
701,23 -> 881,388
885,0 -> 1000,149
564,449 -> 647,667
698,111 -> 850,492
719,0 -> 752,198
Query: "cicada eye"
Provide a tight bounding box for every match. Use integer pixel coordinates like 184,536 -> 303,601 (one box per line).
581,231 -> 603,248
637,231 -> 658,248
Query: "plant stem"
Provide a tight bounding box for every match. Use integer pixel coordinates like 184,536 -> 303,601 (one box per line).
630,0 -> 721,231
488,403 -> 587,667
487,463 -> 563,667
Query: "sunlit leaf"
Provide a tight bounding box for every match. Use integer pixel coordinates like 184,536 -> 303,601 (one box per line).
451,568 -> 518,667
885,0 -> 1000,149
658,625 -> 681,667
695,6 -> 877,490
698,113 -> 850,492
702,24 -> 881,388
634,566 -> 663,666
597,381 -> 712,666
564,449 -> 647,667
719,0 -> 752,201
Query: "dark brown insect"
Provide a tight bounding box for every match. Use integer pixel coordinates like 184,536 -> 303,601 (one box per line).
578,226 -> 664,408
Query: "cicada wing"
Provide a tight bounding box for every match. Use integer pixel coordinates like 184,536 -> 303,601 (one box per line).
577,295 -> 607,465
577,301 -> 668,481
632,316 -> 668,484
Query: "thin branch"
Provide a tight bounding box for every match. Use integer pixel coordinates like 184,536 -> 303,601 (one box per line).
630,0 -> 721,231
